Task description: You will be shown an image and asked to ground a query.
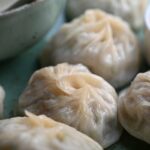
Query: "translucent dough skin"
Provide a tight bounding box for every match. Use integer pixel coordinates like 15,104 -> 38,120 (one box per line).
118,72 -> 150,144
0,112 -> 103,150
67,0 -> 148,30
0,86 -> 5,119
19,63 -> 122,148
40,10 -> 140,88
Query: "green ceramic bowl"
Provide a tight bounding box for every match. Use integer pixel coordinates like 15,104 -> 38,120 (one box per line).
0,0 -> 66,60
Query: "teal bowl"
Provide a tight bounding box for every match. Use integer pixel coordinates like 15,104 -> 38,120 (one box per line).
0,0 -> 66,61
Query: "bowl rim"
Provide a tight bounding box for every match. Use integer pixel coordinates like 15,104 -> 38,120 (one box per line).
0,0 -> 51,18
145,4 -> 150,30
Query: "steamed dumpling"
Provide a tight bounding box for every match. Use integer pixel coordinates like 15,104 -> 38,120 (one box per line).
67,0 -> 148,30
19,63 -> 122,148
0,86 -> 5,119
0,112 -> 103,150
40,10 -> 140,88
118,71 -> 150,144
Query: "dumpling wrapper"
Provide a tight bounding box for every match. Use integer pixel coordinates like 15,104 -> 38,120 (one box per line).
19,63 -> 122,148
0,86 -> 5,119
66,0 -> 148,30
40,10 -> 140,88
0,111 -> 103,150
118,71 -> 150,144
